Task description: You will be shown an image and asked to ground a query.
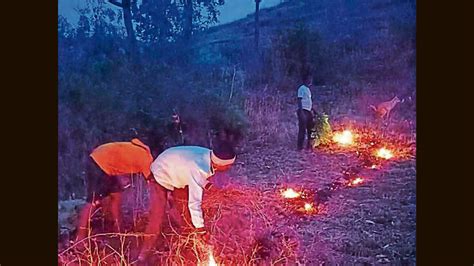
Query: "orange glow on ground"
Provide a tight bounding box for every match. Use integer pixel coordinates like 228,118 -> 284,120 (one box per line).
348,177 -> 364,186
208,251 -> 217,266
281,188 -> 301,199
375,147 -> 394,159
333,130 -> 354,146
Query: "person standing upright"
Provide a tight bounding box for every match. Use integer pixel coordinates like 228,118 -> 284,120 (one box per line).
296,72 -> 314,150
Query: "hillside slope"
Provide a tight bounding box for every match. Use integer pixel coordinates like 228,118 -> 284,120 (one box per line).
58,1 -> 416,264
196,0 -> 415,50
194,0 -> 416,121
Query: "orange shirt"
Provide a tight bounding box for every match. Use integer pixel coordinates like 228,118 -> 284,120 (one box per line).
90,138 -> 153,177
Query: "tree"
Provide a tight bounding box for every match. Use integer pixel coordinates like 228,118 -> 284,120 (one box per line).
58,15 -> 74,39
108,0 -> 136,48
272,23 -> 326,85
76,13 -> 92,40
183,0 -> 193,41
132,0 -> 224,45
254,0 -> 261,51
181,0 -> 225,42
133,0 -> 175,44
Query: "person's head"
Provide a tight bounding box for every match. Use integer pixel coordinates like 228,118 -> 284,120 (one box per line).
147,135 -> 166,158
302,71 -> 313,87
210,140 -> 236,172
135,127 -> 166,158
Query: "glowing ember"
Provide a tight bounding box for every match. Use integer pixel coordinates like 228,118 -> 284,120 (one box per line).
333,130 -> 354,146
376,147 -> 394,159
371,164 -> 378,169
349,177 -> 364,186
281,188 -> 301,199
304,203 -> 314,211
208,251 -> 217,266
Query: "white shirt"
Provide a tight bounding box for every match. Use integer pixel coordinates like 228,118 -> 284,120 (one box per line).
297,85 -> 312,111
151,146 -> 214,228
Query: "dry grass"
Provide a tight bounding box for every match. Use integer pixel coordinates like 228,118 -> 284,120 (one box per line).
58,185 -> 303,265
243,89 -> 297,146
58,89 -> 416,265
323,121 -> 416,159
58,120 -> 416,264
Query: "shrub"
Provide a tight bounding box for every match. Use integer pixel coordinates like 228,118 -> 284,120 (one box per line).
264,23 -> 328,88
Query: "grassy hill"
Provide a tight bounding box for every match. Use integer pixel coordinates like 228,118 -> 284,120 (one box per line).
192,0 -> 416,145
199,0 -> 415,46
58,0 -> 416,200
59,1 -> 416,264
194,0 -> 416,107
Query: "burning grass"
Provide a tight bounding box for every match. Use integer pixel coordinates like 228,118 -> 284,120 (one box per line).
281,188 -> 301,199
278,186 -> 321,216
201,186 -> 300,265
375,147 -> 393,160
319,122 -> 415,165
347,176 -> 365,187
136,186 -> 303,264
58,186 -> 303,265
58,117 -> 416,265
332,130 -> 355,146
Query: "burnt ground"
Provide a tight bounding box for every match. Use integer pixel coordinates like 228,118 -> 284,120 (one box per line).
222,142 -> 416,265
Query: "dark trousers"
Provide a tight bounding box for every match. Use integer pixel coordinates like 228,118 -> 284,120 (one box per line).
139,183 -> 193,258
85,158 -> 123,203
76,158 -> 126,241
297,109 -> 313,150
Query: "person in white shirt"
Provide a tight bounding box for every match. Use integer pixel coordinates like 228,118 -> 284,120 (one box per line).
138,140 -> 236,261
297,73 -> 314,150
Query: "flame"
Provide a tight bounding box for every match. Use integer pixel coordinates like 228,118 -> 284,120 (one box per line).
208,251 -> 217,266
333,130 -> 354,146
281,188 -> 301,198
304,203 -> 313,211
349,177 -> 364,186
376,147 -> 393,159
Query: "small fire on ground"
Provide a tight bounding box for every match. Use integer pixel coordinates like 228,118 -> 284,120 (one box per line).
375,147 -> 394,159
281,188 -> 301,199
333,130 -> 354,146
280,188 -> 318,215
303,202 -> 317,214
348,177 -> 364,187
296,202 -> 318,214
208,251 -> 217,266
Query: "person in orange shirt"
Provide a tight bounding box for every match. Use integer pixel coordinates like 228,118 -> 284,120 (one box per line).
75,138 -> 154,242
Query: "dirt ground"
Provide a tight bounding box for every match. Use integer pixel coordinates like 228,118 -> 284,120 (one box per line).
225,140 -> 416,265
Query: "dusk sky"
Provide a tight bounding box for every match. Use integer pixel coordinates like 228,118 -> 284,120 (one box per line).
58,0 -> 282,26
